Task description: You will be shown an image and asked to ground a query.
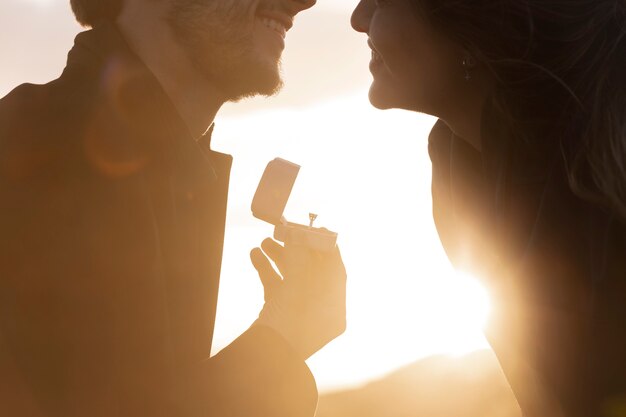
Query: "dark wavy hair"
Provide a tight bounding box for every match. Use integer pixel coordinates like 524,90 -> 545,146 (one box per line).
414,0 -> 626,220
70,0 -> 124,27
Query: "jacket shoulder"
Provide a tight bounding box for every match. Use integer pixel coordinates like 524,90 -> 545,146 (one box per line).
0,76 -> 96,183
0,83 -> 49,133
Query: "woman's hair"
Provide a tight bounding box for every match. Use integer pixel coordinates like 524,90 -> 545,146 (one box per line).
414,0 -> 626,220
70,0 -> 124,27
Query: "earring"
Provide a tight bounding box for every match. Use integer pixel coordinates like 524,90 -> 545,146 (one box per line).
462,55 -> 476,81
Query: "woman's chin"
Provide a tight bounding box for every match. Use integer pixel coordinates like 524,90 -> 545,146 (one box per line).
368,85 -> 400,110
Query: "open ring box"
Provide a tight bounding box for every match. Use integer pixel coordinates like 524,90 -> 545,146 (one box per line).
251,158 -> 338,252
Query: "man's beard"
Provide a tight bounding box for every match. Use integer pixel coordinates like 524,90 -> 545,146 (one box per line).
168,0 -> 283,101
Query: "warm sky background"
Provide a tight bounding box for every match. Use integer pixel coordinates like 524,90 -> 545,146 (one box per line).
1,0 -> 490,392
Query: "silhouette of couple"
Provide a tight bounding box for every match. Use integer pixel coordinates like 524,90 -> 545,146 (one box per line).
1,0 -> 625,416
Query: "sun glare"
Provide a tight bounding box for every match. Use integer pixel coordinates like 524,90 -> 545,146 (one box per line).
212,93 -> 495,390
440,270 -> 492,356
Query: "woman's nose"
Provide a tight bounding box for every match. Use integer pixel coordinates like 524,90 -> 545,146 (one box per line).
351,0 -> 372,33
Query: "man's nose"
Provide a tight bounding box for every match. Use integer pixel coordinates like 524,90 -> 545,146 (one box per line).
288,0 -> 317,14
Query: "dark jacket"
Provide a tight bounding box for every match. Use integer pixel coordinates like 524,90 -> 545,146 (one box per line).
429,115 -> 626,417
0,24 -> 316,417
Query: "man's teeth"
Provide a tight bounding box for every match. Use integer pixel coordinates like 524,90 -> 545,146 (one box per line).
371,49 -> 382,62
260,17 -> 287,38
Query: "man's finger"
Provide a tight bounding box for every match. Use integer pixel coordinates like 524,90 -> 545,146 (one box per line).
250,247 -> 282,301
260,238 -> 285,267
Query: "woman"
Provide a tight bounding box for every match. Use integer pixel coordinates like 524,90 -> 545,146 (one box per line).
350,0 -> 626,416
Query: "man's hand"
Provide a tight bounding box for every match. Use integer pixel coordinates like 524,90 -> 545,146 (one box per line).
250,238 -> 347,360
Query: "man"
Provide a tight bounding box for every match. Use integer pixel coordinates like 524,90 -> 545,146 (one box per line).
0,0 -> 347,416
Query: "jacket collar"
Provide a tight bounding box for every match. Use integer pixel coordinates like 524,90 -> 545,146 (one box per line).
65,22 -> 221,183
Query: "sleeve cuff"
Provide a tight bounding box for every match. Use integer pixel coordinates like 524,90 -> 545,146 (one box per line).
198,324 -> 318,417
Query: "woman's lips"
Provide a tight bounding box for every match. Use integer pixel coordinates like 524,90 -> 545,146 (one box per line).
369,45 -> 384,73
368,39 -> 383,64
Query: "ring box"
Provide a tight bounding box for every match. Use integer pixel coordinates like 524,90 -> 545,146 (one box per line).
251,158 -> 338,252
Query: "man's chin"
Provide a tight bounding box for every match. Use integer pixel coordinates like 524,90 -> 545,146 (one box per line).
221,63 -> 283,102
226,82 -> 282,103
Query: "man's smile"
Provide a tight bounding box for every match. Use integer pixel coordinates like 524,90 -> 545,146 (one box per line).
254,9 -> 295,55
258,17 -> 288,39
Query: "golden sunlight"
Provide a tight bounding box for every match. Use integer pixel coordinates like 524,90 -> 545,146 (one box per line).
214,92 -> 494,391
437,270 -> 492,355
22,0 -> 54,6
1,1 -> 504,402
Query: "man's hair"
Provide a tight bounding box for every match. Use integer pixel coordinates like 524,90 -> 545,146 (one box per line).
70,0 -> 123,27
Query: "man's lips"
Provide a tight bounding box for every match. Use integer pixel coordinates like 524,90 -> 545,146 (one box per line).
256,11 -> 293,39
